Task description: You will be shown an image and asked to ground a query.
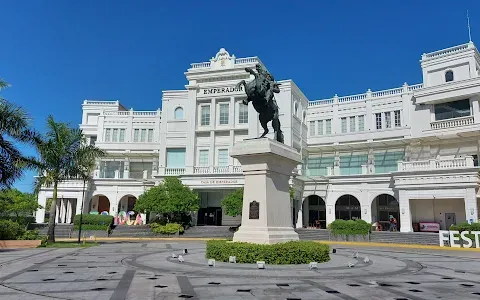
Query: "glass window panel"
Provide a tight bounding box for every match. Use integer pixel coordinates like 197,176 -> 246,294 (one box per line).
201,105 -> 210,126
174,107 -> 184,120
133,129 -> 139,142
199,150 -> 209,166
218,149 -> 229,166
358,115 -> 365,131
119,129 -> 125,142
309,121 -> 315,136
341,117 -> 347,133
238,102 -> 248,124
385,112 -> 391,128
325,119 -> 332,134
112,129 -> 118,142
104,129 -> 111,142
317,120 -> 323,135
375,113 -> 382,129
339,155 -> 368,175
140,129 -> 146,142
394,110 -> 401,127
349,116 -> 355,132
148,129 -> 153,142
166,148 -> 186,168
219,103 -> 229,125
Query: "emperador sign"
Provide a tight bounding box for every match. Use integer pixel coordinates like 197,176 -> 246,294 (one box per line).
201,85 -> 244,95
439,230 -> 480,248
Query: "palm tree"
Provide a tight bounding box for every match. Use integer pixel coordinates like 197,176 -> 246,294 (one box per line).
34,116 -> 98,243
0,79 -> 38,189
74,143 -> 105,243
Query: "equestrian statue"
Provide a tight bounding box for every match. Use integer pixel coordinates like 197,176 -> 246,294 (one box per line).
235,64 -> 284,143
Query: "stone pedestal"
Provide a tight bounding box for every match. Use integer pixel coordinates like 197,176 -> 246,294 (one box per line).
231,138 -> 301,244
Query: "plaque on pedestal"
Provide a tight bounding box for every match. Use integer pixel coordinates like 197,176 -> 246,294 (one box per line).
249,201 -> 259,219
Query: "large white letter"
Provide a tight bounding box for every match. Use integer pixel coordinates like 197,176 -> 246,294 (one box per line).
438,230 -> 450,247
449,230 -> 460,248
461,231 -> 473,248
471,231 -> 480,248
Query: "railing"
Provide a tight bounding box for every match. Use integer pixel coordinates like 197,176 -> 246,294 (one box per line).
422,43 -> 470,59
104,110 -> 160,116
235,57 -> 258,64
213,166 -> 229,173
430,116 -> 474,130
165,168 -> 185,175
193,166 -> 210,174
190,62 -> 211,69
309,83 -> 423,106
193,165 -> 243,174
83,100 -> 119,105
397,156 -> 474,171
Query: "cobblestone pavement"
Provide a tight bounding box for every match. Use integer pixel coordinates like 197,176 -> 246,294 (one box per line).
1,241 -> 480,299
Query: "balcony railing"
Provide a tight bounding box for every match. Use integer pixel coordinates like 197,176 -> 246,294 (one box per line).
397,156 -> 474,172
193,165 -> 242,174
165,168 -> 185,176
430,116 -> 474,130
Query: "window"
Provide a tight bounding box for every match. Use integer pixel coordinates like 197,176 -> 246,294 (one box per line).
374,151 -> 404,173
219,103 -> 229,125
317,120 -> 324,135
119,129 -> 125,142
306,156 -> 335,176
90,136 -> 97,145
104,129 -> 111,142
140,129 -> 146,142
294,102 -> 299,116
325,119 -> 332,134
218,149 -> 229,166
375,113 -> 382,129
147,129 -> 154,142
166,148 -> 186,168
349,117 -> 356,132
385,112 -> 391,128
201,105 -> 210,126
133,129 -> 139,142
112,129 -> 118,142
445,70 -> 454,82
341,117 -> 347,133
303,111 -> 307,123
394,111 -> 401,127
339,154 -> 368,175
199,150 -> 209,166
358,115 -> 365,131
174,107 -> 184,120
434,99 -> 470,120
239,102 -> 248,124
309,121 -> 315,136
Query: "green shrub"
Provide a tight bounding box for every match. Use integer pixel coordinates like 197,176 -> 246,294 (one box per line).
0,216 -> 35,226
450,222 -> 480,232
150,223 -> 184,234
205,240 -> 330,264
18,229 -> 41,240
328,219 -> 371,236
73,224 -> 110,231
0,220 -> 24,240
73,214 -> 114,227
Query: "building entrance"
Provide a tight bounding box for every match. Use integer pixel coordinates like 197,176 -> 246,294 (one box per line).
197,207 -> 222,226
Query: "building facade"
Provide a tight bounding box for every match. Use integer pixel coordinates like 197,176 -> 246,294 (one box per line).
36,43 -> 480,232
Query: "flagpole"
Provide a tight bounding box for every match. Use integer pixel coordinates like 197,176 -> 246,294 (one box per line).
467,10 -> 472,42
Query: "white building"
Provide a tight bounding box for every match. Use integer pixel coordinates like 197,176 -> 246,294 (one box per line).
36,43 -> 480,233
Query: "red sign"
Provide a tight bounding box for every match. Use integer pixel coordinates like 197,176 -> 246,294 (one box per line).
419,222 -> 440,232
200,179 -> 238,184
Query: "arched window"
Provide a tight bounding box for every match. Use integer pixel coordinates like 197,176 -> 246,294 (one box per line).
294,102 -> 299,117
445,70 -> 454,82
174,107 -> 184,120
303,111 -> 307,123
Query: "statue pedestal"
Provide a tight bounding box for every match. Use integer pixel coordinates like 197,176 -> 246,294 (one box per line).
231,138 -> 300,244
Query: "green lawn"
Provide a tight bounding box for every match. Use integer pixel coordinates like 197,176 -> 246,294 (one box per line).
39,241 -> 99,248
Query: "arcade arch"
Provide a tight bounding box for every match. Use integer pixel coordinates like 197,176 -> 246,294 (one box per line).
371,194 -> 400,231
335,194 -> 361,220
89,195 -> 110,215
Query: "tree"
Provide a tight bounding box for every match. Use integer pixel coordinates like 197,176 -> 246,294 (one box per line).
0,189 -> 41,224
222,186 -> 295,217
134,177 -> 199,223
0,79 -> 39,189
222,188 -> 244,217
33,116 -> 86,243
74,139 -> 105,243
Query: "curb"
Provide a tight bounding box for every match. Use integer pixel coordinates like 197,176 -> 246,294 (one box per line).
54,237 -> 480,251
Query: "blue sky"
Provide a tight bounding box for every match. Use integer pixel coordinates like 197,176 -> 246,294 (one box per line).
1,0 -> 478,192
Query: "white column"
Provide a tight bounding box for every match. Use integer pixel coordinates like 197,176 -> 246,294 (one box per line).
398,190 -> 413,232
465,188 -> 478,224
65,199 -> 72,224
36,192 -> 46,223
60,199 -> 67,223
55,200 -> 60,224
471,96 -> 480,124
296,198 -> 304,228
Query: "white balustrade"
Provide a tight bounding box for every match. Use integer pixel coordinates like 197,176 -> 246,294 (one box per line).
84,100 -> 119,106
235,57 -> 258,64
190,62 -> 211,68
407,83 -> 423,91
397,156 -> 474,171
232,165 -> 242,173
194,166 -> 210,174
165,168 -> 185,175
422,43 -> 470,59
430,116 -> 474,130
213,166 -> 229,174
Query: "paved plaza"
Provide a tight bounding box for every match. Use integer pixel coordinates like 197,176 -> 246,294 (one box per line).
1,241 -> 480,299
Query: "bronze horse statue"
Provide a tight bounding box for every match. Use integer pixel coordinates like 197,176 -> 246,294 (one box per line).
235,64 -> 284,143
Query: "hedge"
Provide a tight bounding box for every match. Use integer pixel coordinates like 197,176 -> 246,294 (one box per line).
205,240 -> 330,264
328,219 -> 371,236
450,222 -> 480,232
0,220 -> 24,240
73,214 -> 113,226
150,223 -> 184,234
0,216 -> 35,226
